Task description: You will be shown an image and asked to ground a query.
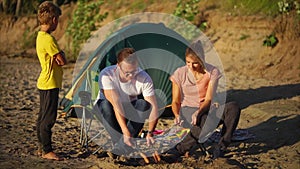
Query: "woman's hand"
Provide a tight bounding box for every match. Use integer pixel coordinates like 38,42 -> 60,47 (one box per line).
174,116 -> 183,125
191,110 -> 199,126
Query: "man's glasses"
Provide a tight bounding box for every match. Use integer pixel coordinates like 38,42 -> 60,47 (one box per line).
119,66 -> 138,77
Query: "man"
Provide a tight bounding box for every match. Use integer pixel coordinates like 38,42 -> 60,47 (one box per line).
94,48 -> 159,155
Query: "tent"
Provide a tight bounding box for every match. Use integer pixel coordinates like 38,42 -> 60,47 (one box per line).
59,23 -> 190,117
58,21 -> 227,157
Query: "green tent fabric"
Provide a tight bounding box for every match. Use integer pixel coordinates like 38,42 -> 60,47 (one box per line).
60,23 -> 189,117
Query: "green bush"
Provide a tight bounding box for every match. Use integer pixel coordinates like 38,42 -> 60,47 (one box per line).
66,0 -> 108,60
221,0 -> 281,16
171,0 -> 201,41
22,28 -> 38,50
239,34 -> 250,40
275,0 -> 300,39
173,0 -> 200,22
263,33 -> 279,47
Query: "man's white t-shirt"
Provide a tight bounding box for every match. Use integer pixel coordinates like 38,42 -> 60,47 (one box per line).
95,65 -> 155,103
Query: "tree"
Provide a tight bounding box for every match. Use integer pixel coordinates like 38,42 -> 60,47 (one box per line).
15,0 -> 21,16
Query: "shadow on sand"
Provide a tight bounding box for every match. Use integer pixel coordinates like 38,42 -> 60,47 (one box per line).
217,83 -> 300,168
225,83 -> 300,109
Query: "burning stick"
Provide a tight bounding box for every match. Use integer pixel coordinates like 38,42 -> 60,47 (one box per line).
139,152 -> 150,164
152,151 -> 161,163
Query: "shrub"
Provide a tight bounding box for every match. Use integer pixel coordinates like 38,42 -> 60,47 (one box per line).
66,0 -> 108,60
263,33 -> 279,47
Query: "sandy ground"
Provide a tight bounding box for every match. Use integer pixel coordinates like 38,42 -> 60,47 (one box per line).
0,53 -> 299,169
1,4 -> 300,169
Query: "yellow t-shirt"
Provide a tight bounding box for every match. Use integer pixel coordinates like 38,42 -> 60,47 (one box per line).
36,31 -> 63,90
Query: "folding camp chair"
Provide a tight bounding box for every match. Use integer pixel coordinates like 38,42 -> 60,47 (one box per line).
78,91 -> 91,149
78,90 -> 111,154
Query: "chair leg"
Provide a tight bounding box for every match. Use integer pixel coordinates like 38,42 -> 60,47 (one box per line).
91,131 -> 111,155
92,146 -> 103,155
87,117 -> 110,155
88,129 -> 104,144
79,112 -> 84,144
80,107 -> 89,149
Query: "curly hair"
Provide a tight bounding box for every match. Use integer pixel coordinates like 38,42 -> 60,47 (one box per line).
37,1 -> 61,25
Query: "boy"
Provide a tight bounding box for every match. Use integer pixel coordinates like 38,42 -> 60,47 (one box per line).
36,1 -> 67,160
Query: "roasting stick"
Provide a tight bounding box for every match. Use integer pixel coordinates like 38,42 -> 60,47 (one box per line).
139,152 -> 150,163
133,141 -> 161,164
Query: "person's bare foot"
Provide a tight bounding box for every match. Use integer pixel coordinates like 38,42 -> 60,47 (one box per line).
42,152 -> 61,161
36,144 -> 43,156
36,149 -> 42,156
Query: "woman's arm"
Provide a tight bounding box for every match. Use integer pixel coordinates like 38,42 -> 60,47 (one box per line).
191,78 -> 219,125
171,82 -> 182,124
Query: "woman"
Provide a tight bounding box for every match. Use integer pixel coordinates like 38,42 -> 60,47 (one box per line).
166,41 -> 241,160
